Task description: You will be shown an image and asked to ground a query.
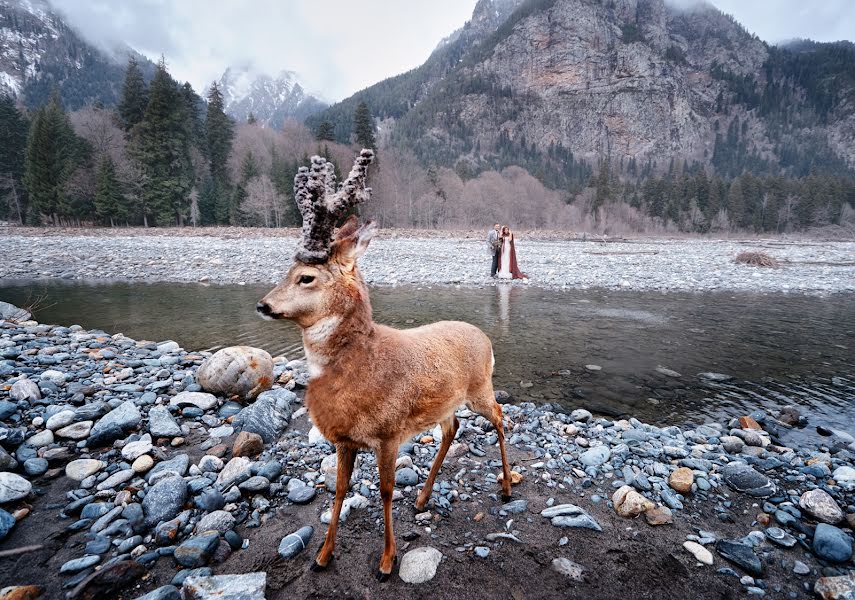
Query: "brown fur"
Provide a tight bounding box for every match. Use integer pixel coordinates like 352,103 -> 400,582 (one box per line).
258,216 -> 512,579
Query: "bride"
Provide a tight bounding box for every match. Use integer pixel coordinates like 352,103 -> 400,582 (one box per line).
497,226 -> 527,280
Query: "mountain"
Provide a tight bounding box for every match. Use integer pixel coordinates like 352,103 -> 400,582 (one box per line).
0,0 -> 152,109
217,65 -> 326,128
305,0 -> 526,141
312,0 -> 855,186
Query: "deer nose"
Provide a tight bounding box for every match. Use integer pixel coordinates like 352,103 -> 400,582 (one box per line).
256,301 -> 273,317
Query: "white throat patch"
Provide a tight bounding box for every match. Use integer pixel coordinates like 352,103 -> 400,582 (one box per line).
303,316 -> 342,378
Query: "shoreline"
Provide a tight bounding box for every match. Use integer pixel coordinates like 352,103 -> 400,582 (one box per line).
0,308 -> 853,598
1,229 -> 854,294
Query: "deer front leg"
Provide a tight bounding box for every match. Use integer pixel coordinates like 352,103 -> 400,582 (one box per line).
375,441 -> 399,581
312,445 -> 357,571
415,416 -> 459,511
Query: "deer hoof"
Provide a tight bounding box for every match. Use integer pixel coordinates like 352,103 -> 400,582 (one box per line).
310,557 -> 331,572
501,493 -> 513,502
375,569 -> 391,582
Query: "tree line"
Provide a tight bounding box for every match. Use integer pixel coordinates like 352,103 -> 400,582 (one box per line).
1,56 -> 853,233
0,57 -> 378,228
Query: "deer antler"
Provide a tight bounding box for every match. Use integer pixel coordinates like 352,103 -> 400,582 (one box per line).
294,148 -> 375,264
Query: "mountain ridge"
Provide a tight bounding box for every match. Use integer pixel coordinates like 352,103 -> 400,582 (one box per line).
312,0 -> 855,186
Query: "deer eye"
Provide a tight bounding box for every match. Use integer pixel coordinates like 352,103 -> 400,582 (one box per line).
298,275 -> 316,285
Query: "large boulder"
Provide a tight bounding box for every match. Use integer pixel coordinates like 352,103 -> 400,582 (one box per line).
196,346 -> 273,401
0,301 -> 30,323
231,389 -> 294,443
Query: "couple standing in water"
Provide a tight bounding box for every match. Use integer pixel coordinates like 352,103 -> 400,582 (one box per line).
487,223 -> 527,280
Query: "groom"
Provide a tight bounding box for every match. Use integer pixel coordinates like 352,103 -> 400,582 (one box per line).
487,222 -> 501,277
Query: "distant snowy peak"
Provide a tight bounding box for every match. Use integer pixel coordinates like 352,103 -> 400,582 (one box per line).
217,65 -> 326,128
0,0 -> 63,96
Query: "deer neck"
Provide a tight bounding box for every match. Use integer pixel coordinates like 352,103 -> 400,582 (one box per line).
301,299 -> 373,379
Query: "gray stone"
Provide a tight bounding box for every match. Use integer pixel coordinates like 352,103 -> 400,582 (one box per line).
195,510 -> 235,534
232,389 -> 294,443
56,420 -> 93,440
0,508 -> 15,540
148,405 -> 182,438
143,476 -> 187,527
0,472 -> 31,503
174,531 -> 220,568
278,526 -> 314,559
134,584 -> 181,600
721,463 -> 776,498
799,489 -> 844,524
23,457 -> 48,476
287,484 -> 316,504
216,457 -> 251,488
715,540 -> 763,576
395,467 -> 418,487
91,401 -> 141,437
147,454 -> 190,482
96,469 -> 134,491
579,446 -> 610,467
66,459 -> 105,481
501,499 -> 529,514
60,554 -> 101,573
170,392 -> 218,411
813,523 -> 853,563
183,572 -> 266,600
9,379 -> 40,402
551,557 -> 585,581
398,546 -> 443,584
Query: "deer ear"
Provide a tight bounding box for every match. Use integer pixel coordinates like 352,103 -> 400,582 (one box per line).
334,220 -> 376,270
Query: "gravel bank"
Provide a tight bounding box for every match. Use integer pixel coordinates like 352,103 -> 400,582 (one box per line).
1,229 -> 854,292
0,305 -> 854,598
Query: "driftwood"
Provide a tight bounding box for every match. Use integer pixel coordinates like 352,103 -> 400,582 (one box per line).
0,544 -> 44,558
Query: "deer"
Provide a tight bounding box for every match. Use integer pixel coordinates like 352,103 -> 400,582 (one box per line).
256,149 -> 513,581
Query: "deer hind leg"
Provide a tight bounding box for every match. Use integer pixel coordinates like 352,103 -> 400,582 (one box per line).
312,445 -> 356,571
415,415 -> 459,511
376,440 -> 399,581
469,389 -> 513,501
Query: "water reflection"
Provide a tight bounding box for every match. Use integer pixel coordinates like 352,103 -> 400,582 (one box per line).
1,279 -> 853,435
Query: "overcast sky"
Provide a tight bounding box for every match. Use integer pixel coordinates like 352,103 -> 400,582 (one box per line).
48,0 -> 854,102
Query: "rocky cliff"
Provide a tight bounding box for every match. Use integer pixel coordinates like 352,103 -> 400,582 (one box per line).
317,0 -> 855,184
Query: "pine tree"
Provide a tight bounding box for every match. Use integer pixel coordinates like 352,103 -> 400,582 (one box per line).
93,155 -> 124,226
23,90 -> 81,225
0,95 -> 28,223
205,81 -> 235,223
315,120 -> 335,141
118,56 -> 149,132
247,112 -> 257,125
129,58 -> 193,226
352,102 -> 376,149
198,175 -> 217,225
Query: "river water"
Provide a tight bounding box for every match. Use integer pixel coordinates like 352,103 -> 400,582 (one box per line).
1,279 -> 853,441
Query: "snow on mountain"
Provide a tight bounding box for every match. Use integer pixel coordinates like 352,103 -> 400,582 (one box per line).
0,0 -> 143,108
217,65 -> 326,128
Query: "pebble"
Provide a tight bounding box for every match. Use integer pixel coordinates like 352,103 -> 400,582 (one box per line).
551,557 -> 585,581
612,485 -> 654,518
183,572 -> 266,600
0,473 -> 32,503
132,455 -> 155,473
174,531 -> 220,568
278,526 -> 313,559
399,547 -> 443,584
287,483 -> 316,505
60,554 -> 101,573
812,523 -> 853,563
799,489 -> 844,524
715,540 -> 763,577
683,541 -> 713,565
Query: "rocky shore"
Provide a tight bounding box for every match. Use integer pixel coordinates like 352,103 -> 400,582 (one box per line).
1,228 -> 854,292
0,304 -> 854,599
